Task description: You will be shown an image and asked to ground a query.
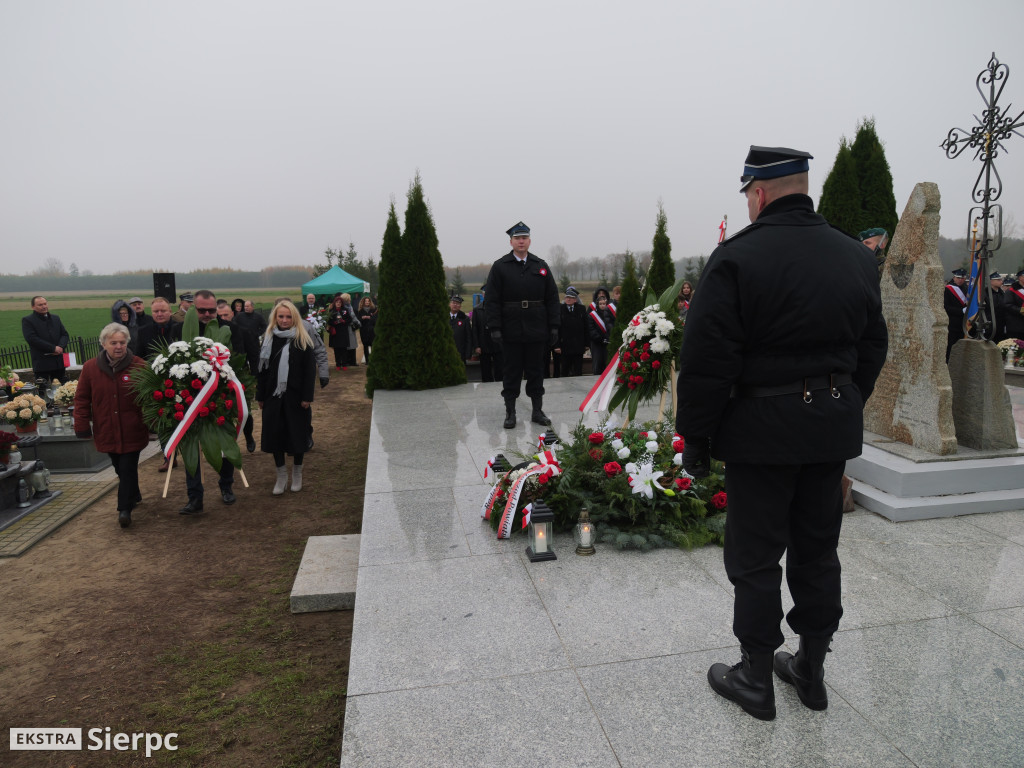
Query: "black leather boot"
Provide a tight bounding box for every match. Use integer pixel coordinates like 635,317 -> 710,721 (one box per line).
530,396 -> 551,426
118,509 -> 131,529
503,400 -> 516,429
773,636 -> 830,710
708,648 -> 776,720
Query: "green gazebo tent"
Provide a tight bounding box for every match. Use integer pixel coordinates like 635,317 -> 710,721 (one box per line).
300,266 -> 369,298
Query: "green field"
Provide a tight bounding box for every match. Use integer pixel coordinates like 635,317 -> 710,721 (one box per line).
0,289 -> 297,350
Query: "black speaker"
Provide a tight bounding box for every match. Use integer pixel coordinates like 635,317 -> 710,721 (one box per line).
153,273 -> 176,302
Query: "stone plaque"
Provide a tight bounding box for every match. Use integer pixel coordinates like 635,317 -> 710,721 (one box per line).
863,182 -> 957,455
948,340 -> 1018,450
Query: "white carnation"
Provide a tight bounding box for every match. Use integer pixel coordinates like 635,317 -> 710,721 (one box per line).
611,438 -> 624,450
645,440 -> 659,452
634,323 -> 651,337
655,319 -> 675,335
169,364 -> 190,378
649,337 -> 670,354
624,462 -> 638,474
190,361 -> 213,380
167,342 -> 190,354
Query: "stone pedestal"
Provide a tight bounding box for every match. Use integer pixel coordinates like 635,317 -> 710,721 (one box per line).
948,339 -> 1018,450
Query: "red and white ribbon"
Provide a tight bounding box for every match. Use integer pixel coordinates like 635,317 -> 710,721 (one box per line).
521,502 -> 534,530
164,341 -> 249,460
589,310 -> 608,335
484,455 -> 497,479
497,465 -> 549,539
579,351 -> 621,415
480,480 -> 504,520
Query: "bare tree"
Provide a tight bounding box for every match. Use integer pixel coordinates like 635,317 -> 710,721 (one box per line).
31,258 -> 67,277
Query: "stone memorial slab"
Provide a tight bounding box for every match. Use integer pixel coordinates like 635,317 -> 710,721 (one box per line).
863,182 -> 957,455
948,339 -> 1018,450
290,534 -> 360,613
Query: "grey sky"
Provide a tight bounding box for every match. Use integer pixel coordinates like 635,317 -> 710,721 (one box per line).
2,0 -> 1023,278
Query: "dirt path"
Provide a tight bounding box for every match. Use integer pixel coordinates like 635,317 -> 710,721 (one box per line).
0,366 -> 371,767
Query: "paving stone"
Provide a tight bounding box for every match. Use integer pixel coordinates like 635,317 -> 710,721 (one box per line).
290,534 -> 360,613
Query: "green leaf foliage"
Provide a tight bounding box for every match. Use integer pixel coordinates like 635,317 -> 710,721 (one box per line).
366,201 -> 403,395
850,118 -> 899,244
609,251 -> 644,353
818,138 -> 862,237
646,202 -> 675,298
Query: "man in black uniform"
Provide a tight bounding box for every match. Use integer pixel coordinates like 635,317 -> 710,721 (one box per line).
448,295 -> 473,362
557,287 -> 588,376
857,227 -> 888,278
1005,269 -> 1024,341
484,222 -> 561,428
982,271 -> 1007,343
676,146 -> 887,721
472,285 -> 503,383
944,267 -> 968,362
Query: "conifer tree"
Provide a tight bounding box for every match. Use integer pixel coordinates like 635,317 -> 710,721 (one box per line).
646,202 -> 675,297
609,251 -> 644,355
400,173 -> 466,390
366,201 -> 405,394
817,138 -> 862,237
850,118 -> 899,242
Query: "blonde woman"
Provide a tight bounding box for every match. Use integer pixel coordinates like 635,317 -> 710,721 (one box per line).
257,300 -> 316,494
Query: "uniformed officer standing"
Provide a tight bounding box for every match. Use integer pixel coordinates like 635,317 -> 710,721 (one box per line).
675,146 -> 887,721
1005,269 -> 1024,341
944,267 -> 968,362
484,222 -> 561,428
448,295 -> 473,362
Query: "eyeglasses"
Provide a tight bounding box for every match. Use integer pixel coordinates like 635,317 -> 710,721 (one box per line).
196,307 -> 217,314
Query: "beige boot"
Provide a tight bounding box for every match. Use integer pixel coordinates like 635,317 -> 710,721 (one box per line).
290,463 -> 303,492
273,466 -> 288,495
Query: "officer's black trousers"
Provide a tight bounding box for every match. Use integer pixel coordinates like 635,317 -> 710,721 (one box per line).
723,461 -> 845,653
501,341 -> 545,401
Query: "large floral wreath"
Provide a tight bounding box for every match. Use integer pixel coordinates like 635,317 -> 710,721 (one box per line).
133,333 -> 255,474
481,420 -> 726,551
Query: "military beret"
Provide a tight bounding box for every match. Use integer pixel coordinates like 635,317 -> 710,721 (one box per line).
506,221 -> 530,237
739,146 -> 813,191
1017,269 -> 1024,278
858,228 -> 888,241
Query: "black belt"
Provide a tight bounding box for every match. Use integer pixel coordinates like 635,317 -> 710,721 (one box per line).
503,300 -> 545,308
731,374 -> 853,403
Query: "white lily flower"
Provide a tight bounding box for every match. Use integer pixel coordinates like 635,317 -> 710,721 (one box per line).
628,462 -> 664,500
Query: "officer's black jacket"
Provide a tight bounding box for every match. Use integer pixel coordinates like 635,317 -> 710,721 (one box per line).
484,252 -> 560,343
675,194 -> 888,464
558,302 -> 588,355
449,310 -> 473,361
1005,282 -> 1024,340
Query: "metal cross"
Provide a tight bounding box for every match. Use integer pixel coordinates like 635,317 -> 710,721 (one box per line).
941,52 -> 1024,340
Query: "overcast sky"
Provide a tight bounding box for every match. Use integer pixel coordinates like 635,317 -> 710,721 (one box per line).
2,0 -> 1024,278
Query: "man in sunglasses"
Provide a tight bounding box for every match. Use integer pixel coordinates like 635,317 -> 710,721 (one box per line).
178,290 -> 259,515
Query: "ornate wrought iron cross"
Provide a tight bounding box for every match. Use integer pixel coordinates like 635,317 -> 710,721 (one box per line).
941,52 -> 1024,340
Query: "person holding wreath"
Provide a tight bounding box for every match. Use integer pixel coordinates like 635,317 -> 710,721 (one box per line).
257,300 -> 317,495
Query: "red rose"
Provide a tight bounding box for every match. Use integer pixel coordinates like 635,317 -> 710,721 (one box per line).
642,342 -> 650,351
628,383 -> 636,389
174,403 -> 184,412
158,408 -> 164,416
616,377 -> 624,384
588,448 -> 603,461
163,379 -> 174,388
164,388 -> 175,398
630,339 -> 638,346
623,352 -> 631,361
538,473 -> 550,485
631,361 -> 638,370
224,399 -> 234,409
198,407 -> 210,418
604,461 -> 623,477
672,438 -> 685,453
191,379 -> 203,390
640,352 -> 650,361
185,396 -> 194,405
153,391 -> 164,400
652,360 -> 661,369
588,432 -> 604,445
216,416 -> 226,425
711,492 -> 728,510
614,432 -> 623,439
173,411 -> 185,421
675,477 -> 692,490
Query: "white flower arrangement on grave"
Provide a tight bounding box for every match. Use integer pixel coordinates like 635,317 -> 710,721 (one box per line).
997,338 -> 1024,366
53,379 -> 78,408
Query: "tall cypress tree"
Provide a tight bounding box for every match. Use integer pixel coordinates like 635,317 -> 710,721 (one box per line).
366,200 -> 405,394
817,138 -> 862,237
609,251 -> 644,354
401,173 -> 466,390
646,202 -> 675,297
850,118 -> 899,242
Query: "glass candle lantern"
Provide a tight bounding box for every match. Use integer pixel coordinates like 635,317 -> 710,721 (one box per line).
526,501 -> 557,562
575,507 -> 596,556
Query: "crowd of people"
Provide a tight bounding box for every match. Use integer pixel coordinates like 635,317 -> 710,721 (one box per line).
944,266 -> 1024,360
18,290 -> 375,528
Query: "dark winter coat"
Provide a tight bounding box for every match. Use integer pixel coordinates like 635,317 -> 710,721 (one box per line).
22,310 -> 70,374
586,305 -> 614,345
675,193 -> 888,464
944,282 -> 967,344
1005,282 -> 1024,340
136,319 -> 181,358
449,309 -> 472,360
110,300 -> 140,354
357,307 -> 377,347
327,305 -> 360,350
256,335 -> 316,455
184,319 -> 260,376
558,301 -> 588,355
74,352 -> 150,454
484,252 -> 560,343
235,310 -> 267,337
472,300 -> 499,353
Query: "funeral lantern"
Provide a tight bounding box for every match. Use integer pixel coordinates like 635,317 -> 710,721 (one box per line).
526,500 -> 557,562
574,506 -> 596,556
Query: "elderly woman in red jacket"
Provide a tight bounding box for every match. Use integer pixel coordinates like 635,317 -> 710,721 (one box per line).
74,322 -> 151,528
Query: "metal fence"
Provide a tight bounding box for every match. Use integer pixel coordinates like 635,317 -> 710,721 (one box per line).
0,336 -> 101,372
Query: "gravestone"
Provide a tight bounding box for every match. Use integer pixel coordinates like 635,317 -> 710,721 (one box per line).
947,339 -> 1018,449
863,182 -> 957,455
